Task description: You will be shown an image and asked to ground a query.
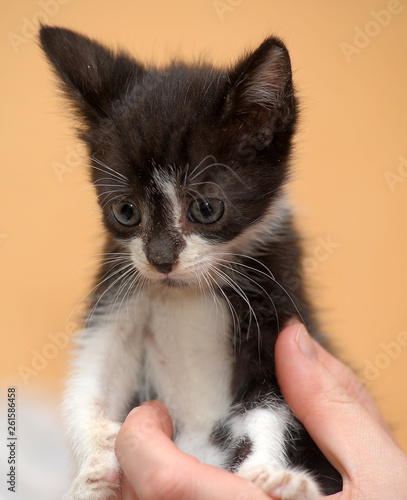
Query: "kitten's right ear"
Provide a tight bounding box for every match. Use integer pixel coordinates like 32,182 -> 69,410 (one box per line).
39,26 -> 144,126
223,37 -> 296,145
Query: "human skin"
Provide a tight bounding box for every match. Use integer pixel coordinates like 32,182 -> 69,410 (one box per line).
115,323 -> 407,499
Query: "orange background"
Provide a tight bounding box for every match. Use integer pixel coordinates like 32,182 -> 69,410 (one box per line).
1,0 -> 407,459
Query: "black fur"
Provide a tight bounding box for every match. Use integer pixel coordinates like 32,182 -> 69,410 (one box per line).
40,26 -> 342,493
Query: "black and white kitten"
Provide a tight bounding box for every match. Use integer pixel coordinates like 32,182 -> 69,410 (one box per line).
40,26 -> 342,499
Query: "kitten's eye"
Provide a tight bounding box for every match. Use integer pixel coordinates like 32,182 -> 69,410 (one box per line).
112,201 -> 141,226
188,199 -> 224,224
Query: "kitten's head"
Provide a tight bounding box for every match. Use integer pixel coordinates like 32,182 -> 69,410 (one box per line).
40,27 -> 296,287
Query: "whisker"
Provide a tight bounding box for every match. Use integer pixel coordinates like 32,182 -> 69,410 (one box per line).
210,265 -> 260,348
92,182 -> 129,189
215,252 -> 276,280
99,193 -> 129,209
183,162 -> 190,189
76,185 -> 128,206
189,161 -> 245,187
214,259 -> 277,338
89,155 -> 130,183
65,257 -> 135,327
206,268 -> 241,352
214,253 -> 307,329
73,254 -> 133,274
188,187 -> 208,204
111,267 -> 141,322
68,160 -> 130,187
188,154 -> 217,179
211,265 -> 258,336
86,264 -> 137,326
201,269 -> 225,325
189,180 -> 238,212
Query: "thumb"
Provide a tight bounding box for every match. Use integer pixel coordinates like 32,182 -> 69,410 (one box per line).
275,323 -> 394,480
116,401 -> 271,500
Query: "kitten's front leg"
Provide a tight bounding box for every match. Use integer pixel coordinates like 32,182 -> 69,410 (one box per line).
65,418 -> 122,500
63,316 -> 143,500
232,405 -> 321,500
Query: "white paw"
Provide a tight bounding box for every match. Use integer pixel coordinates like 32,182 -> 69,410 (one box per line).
65,420 -> 122,500
237,465 -> 320,500
64,464 -> 120,500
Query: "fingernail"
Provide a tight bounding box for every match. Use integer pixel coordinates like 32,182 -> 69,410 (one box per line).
126,406 -> 141,419
284,316 -> 300,327
296,324 -> 318,361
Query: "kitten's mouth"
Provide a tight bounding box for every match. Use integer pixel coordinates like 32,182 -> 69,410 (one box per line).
161,276 -> 190,288
148,270 -> 195,288
144,260 -> 204,288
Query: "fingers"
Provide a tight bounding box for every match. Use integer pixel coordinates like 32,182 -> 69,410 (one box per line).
115,401 -> 271,500
116,401 -> 193,499
303,330 -> 392,436
121,474 -> 140,500
118,401 -> 173,500
275,323 -> 401,479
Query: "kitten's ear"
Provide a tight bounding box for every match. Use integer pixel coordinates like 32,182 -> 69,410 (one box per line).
39,26 -> 143,125
224,37 -> 295,139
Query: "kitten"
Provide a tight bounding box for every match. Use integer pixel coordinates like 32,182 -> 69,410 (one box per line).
40,26 -> 342,499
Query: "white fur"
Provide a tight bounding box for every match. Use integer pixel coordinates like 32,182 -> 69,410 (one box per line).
144,286 -> 233,466
144,289 -> 232,423
160,178 -> 183,230
238,466 -> 320,500
219,192 -> 291,257
64,188 -> 308,498
232,406 -> 290,470
129,232 -> 220,285
63,310 -> 146,499
129,192 -> 290,290
64,281 -> 233,498
233,407 -> 321,499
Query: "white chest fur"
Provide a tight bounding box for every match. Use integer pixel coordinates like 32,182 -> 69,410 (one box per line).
139,286 -> 233,465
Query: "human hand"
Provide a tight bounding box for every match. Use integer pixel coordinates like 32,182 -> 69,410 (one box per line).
275,322 -> 407,499
115,400 -> 271,500
115,323 -> 407,499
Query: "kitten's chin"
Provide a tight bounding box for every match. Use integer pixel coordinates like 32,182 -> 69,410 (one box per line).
161,277 -> 192,288
146,272 -> 197,288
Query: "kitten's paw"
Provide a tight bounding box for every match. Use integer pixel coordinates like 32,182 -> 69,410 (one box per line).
64,462 -> 120,500
237,465 -> 320,500
65,420 -> 122,500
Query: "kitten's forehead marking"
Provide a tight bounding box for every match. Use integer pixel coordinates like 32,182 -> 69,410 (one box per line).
152,168 -> 182,229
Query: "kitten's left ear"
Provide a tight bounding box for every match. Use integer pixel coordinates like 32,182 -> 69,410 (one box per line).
224,37 -> 295,138
39,25 -> 144,126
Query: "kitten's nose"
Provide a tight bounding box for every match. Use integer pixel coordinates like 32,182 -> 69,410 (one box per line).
151,261 -> 174,274
146,232 -> 183,275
